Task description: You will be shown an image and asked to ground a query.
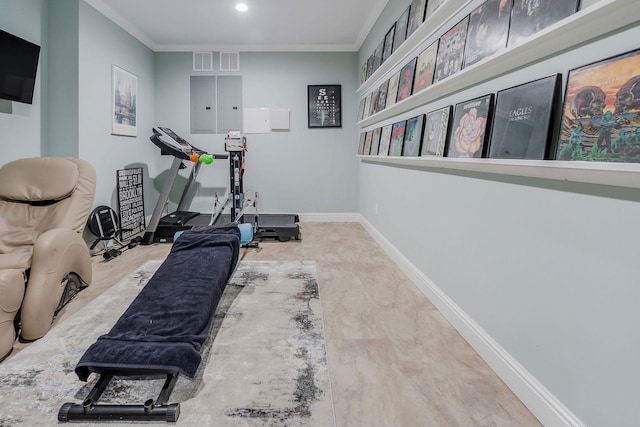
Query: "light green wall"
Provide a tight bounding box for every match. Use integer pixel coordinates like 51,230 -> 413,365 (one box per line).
358,1 -> 640,425
154,51 -> 360,214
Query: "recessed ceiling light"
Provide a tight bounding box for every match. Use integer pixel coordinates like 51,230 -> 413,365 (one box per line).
235,3 -> 248,12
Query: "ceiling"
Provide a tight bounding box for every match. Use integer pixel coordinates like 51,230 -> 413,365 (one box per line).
84,0 -> 389,52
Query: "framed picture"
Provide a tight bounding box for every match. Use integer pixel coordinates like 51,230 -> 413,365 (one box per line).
413,41 -> 439,94
358,132 -> 366,155
363,93 -> 372,120
358,98 -> 366,122
117,168 -> 145,239
363,131 -> 374,155
112,65 -> 138,137
392,6 -> 411,53
464,0 -> 512,68
407,0 -> 428,38
508,0 -> 580,47
389,120 -> 407,156
376,80 -> 390,113
386,71 -> 401,109
379,124 -> 394,156
396,58 -> 417,103
422,106 -> 452,156
403,114 -> 425,156
372,40 -> 384,73
488,74 -> 562,159
371,127 -> 382,155
308,84 -> 341,128
360,62 -> 368,85
382,24 -> 396,63
446,94 -> 494,158
369,87 -> 381,116
556,49 -> 640,163
434,16 -> 470,83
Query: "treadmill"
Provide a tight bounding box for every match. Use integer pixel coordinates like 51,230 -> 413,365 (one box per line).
142,127 -> 300,244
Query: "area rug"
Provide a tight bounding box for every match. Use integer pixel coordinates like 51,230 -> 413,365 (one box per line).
0,260 -> 335,426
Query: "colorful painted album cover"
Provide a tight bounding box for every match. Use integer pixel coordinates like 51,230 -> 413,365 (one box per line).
383,24 -> 396,63
403,114 -> 425,156
363,130 -> 374,155
413,41 -> 439,94
376,80 -> 390,114
508,0 -> 580,47
434,16 -> 469,83
386,71 -> 401,109
358,132 -> 366,155
464,0 -> 512,68
426,0 -> 447,19
407,0 -> 428,39
379,124 -> 394,156
396,58 -> 417,103
422,106 -> 452,156
556,49 -> 640,163
446,94 -> 494,158
371,127 -> 382,156
392,6 -> 411,53
488,74 -> 561,159
389,121 -> 407,156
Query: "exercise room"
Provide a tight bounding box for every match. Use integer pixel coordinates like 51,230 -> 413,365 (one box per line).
1,0 -> 638,425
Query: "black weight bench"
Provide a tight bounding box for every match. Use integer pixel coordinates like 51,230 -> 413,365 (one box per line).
59,225 -> 241,423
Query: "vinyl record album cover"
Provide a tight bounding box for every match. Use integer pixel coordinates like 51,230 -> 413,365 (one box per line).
508,0 -> 580,47
446,94 -> 494,158
371,127 -> 382,155
403,114 -> 426,156
426,0 -> 447,18
369,87 -> 381,116
358,132 -> 366,155
386,71 -> 402,109
376,80 -> 390,114
407,0 -> 428,38
434,16 -> 469,83
396,58 -> 418,103
363,130 -> 374,155
413,41 -> 439,94
390,121 -> 407,156
392,6 -> 411,53
422,106 -> 452,156
556,49 -> 640,163
358,98 -> 366,122
464,0 -> 512,68
363,93 -> 372,120
488,74 -> 561,159
379,124 -> 394,156
383,24 -> 396,63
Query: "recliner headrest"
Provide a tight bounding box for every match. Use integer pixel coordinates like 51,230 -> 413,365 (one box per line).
0,157 -> 79,202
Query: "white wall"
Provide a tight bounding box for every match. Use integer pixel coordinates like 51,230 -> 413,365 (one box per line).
359,0 -> 640,425
0,0 -> 43,163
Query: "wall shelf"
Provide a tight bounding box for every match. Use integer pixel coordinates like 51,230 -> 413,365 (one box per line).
358,0 -> 640,129
360,156 -> 640,189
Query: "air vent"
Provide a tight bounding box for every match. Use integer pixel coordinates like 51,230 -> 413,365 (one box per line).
220,52 -> 240,71
193,52 -> 213,72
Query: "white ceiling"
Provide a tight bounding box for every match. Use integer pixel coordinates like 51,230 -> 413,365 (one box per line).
84,0 -> 389,52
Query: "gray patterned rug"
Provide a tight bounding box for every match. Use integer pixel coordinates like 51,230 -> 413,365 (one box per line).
0,260 -> 335,426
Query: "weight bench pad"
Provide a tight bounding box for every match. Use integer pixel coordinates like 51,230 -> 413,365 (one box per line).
75,225 -> 240,381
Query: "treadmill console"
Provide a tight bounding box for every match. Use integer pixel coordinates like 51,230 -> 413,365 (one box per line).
150,126 -> 204,160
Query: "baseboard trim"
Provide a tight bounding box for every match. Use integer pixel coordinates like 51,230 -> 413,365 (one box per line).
297,212 -> 360,222
359,214 -> 585,427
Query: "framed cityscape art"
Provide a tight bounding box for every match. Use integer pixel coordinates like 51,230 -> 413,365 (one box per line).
556,48 -> 640,163
308,84 -> 341,128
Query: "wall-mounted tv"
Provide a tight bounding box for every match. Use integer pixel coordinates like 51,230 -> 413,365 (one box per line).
0,29 -> 40,104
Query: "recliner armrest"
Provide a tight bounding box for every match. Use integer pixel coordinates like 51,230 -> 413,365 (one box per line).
20,229 -> 92,341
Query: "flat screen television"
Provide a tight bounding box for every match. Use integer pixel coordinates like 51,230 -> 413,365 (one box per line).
0,29 -> 40,104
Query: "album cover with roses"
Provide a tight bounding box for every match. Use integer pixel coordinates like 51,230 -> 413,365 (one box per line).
488,74 -> 562,159
446,94 -> 495,158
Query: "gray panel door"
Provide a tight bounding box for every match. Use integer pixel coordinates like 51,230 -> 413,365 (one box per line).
217,76 -> 242,133
190,76 -> 216,133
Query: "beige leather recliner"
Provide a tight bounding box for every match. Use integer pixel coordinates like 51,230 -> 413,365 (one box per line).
0,157 -> 96,362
